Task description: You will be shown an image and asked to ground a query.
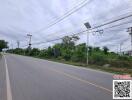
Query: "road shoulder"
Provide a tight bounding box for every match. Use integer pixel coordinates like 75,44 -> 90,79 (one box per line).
0,54 -> 7,100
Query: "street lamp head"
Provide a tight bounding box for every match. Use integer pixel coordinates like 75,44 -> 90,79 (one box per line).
27,34 -> 32,36
84,22 -> 91,29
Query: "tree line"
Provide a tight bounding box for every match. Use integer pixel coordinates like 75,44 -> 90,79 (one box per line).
6,36 -> 132,68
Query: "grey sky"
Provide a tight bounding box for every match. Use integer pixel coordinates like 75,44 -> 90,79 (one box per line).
0,0 -> 132,51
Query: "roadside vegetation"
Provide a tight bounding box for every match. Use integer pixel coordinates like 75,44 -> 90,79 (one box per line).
6,36 -> 132,76
0,40 -> 8,52
0,40 -> 8,58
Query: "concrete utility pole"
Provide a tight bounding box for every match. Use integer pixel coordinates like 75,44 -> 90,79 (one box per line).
11,43 -> 13,50
119,42 -> 123,56
127,27 -> 132,51
11,43 -> 13,53
17,40 -> 20,48
84,22 -> 91,65
27,34 -> 32,49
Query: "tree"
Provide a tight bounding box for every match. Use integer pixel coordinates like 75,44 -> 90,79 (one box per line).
61,35 -> 79,61
71,43 -> 86,62
72,35 -> 80,42
88,46 -> 93,56
62,49 -> 72,61
103,46 -> 109,55
13,48 -> 24,55
53,43 -> 61,57
62,35 -> 79,49
0,40 -> 8,52
47,47 -> 54,57
30,48 -> 40,56
94,47 -> 100,51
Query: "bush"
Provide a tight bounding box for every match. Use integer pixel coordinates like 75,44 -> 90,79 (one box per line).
62,49 -> 72,61
56,56 -> 63,60
118,56 -> 130,61
71,51 -> 86,62
110,60 -> 132,68
71,54 -> 79,62
89,53 -> 108,66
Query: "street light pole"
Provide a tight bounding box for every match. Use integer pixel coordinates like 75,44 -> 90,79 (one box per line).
87,30 -> 89,65
84,22 -> 91,65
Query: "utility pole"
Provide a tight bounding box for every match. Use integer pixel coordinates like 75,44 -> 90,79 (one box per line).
11,43 -> 13,53
116,45 -> 118,54
84,22 -> 91,65
17,40 -> 20,48
11,43 -> 13,50
119,41 -> 125,56
27,34 -> 32,49
27,34 -> 32,55
119,43 -> 122,55
127,27 -> 132,51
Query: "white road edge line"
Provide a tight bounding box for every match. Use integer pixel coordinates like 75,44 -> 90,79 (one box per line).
3,54 -> 13,100
46,60 -> 114,75
13,54 -> 113,75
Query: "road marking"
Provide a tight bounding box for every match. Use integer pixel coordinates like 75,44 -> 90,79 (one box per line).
3,54 -> 13,100
46,60 -> 113,75
67,64 -> 113,75
50,68 -> 112,94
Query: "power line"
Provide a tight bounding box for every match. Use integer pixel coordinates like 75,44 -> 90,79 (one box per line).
36,13 -> 132,42
22,23 -> 132,48
103,20 -> 132,30
21,28 -> 125,47
91,13 -> 132,30
90,8 -> 132,26
33,2 -> 132,34
3,7 -> 131,45
22,15 -> 132,47
33,0 -> 93,33
34,18 -> 132,45
22,30 -> 86,47
2,2 -> 132,43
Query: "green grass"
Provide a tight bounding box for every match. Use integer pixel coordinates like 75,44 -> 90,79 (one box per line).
35,57 -> 132,76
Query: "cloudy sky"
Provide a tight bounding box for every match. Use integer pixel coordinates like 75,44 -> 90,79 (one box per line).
0,0 -> 132,52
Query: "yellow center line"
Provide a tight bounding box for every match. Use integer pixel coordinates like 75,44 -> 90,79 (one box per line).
50,68 -> 112,94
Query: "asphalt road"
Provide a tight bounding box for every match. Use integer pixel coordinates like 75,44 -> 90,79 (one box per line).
1,54 -> 114,100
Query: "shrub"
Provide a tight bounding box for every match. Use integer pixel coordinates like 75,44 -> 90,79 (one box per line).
71,50 -> 86,62
110,60 -> 132,68
118,56 -> 130,61
62,49 -> 72,61
89,53 -> 108,66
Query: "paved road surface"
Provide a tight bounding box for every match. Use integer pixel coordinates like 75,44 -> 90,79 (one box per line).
1,54 -> 114,100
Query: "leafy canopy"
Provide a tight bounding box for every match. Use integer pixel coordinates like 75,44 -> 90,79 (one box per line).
0,40 -> 8,51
